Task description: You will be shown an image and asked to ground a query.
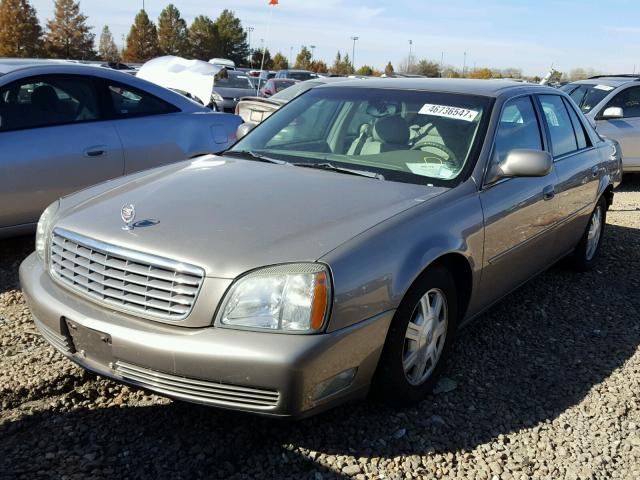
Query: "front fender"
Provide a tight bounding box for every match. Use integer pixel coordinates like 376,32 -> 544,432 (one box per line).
321,182 -> 484,333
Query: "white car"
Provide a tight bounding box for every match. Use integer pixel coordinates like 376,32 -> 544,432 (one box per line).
0,60 -> 242,238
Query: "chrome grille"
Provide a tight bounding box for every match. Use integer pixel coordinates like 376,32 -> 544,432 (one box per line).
115,361 -> 280,409
49,228 -> 204,321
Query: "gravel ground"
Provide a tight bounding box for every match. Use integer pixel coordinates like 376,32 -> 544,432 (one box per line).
1,176 -> 639,480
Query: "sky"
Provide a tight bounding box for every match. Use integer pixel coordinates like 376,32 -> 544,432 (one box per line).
29,0 -> 640,76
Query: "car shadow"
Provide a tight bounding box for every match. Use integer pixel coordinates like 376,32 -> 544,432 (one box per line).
617,172 -> 640,193
1,223 -> 639,478
0,234 -> 33,296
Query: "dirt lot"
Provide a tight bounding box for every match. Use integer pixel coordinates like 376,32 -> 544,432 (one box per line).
1,177 -> 639,480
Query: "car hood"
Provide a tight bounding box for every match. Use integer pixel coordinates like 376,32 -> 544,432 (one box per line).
212,86 -> 256,99
55,156 -> 445,279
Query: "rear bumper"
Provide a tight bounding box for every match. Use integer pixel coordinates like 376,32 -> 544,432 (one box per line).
20,253 -> 393,418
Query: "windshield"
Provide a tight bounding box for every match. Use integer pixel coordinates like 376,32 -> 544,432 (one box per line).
288,71 -> 316,81
214,71 -> 253,89
271,80 -> 325,102
560,83 -> 614,113
230,87 -> 492,185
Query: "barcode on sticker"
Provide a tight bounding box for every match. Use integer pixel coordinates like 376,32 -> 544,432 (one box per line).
418,104 -> 479,122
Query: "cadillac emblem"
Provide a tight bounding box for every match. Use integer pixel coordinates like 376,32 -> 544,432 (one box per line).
121,203 -> 136,230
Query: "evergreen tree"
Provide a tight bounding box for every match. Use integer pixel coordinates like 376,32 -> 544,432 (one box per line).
356,65 -> 373,76
122,9 -> 159,63
384,61 -> 394,76
0,0 -> 42,57
294,46 -> 312,70
188,15 -> 219,60
330,51 -> 352,76
271,51 -> 288,70
98,25 -> 120,62
251,48 -> 272,69
44,0 -> 95,59
157,4 -> 188,56
309,60 -> 328,73
213,9 -> 248,65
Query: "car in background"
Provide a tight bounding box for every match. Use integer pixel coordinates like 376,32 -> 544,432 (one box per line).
258,78 -> 298,98
235,77 -> 357,124
211,70 -> 256,113
275,69 -> 317,81
0,61 -> 241,238
561,75 -> 640,173
21,79 -> 621,418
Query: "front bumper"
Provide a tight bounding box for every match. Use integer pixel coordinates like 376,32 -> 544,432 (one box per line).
20,253 -> 393,418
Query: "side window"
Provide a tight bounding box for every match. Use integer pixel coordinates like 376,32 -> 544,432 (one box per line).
107,83 -> 178,118
0,76 -> 99,132
492,96 -> 542,164
266,98 -> 341,148
563,97 -> 590,150
538,95 -> 578,157
603,86 -> 640,118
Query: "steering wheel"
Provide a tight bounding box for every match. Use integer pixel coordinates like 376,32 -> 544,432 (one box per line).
410,141 -> 458,167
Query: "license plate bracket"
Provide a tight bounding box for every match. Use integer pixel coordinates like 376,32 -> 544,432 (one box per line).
65,318 -> 113,365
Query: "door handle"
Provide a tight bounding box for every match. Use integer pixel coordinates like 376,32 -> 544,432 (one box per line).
84,145 -> 107,157
542,185 -> 555,201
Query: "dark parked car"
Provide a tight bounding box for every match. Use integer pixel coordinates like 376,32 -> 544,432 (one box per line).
275,69 -> 317,81
211,70 -> 256,113
258,78 -> 298,98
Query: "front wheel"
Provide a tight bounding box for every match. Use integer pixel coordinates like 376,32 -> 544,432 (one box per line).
372,266 -> 458,406
570,196 -> 607,271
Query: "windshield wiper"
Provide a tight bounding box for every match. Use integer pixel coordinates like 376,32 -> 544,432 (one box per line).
292,162 -> 384,180
224,150 -> 289,165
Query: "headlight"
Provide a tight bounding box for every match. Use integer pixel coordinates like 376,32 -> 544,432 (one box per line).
211,92 -> 224,102
35,200 -> 59,263
217,263 -> 331,333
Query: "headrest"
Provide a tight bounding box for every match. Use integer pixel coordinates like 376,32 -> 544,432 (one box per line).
31,85 -> 59,111
372,115 -> 409,144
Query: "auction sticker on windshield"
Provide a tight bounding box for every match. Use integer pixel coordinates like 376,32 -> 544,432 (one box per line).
419,104 -> 479,122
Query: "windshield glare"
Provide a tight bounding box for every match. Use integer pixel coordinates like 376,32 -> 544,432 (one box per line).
561,83 -> 614,113
231,87 -> 491,184
271,81 -> 323,101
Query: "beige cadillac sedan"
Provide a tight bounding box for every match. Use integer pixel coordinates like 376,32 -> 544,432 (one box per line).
21,79 -> 622,418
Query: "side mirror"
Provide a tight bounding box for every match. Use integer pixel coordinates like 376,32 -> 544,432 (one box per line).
236,122 -> 257,140
487,149 -> 552,184
602,106 -> 623,119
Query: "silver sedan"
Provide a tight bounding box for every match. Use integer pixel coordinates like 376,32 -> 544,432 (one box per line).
20,79 -> 622,418
0,60 -> 242,238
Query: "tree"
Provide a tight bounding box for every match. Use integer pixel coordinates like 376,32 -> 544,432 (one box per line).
356,65 -> 373,76
213,9 -> 248,65
329,51 -> 353,76
188,15 -> 219,60
157,4 -> 188,56
251,47 -> 272,69
414,59 -> 440,78
272,51 -> 288,70
468,67 -> 493,79
0,0 -> 42,57
98,25 -> 120,62
122,9 -> 159,63
294,46 -> 312,70
44,0 -> 95,59
384,61 -> 394,76
310,60 -> 328,73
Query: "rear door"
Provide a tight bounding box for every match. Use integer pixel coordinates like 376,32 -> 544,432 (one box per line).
479,95 -> 560,306
0,74 -> 124,228
537,94 -> 602,255
596,85 -> 640,171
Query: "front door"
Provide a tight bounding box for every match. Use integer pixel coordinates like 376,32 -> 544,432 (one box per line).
0,74 -> 124,228
478,95 -> 560,306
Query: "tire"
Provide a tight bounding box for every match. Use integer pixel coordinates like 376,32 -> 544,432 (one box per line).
570,196 -> 607,271
372,265 -> 458,407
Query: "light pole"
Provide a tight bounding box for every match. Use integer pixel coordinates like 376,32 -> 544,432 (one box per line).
247,27 -> 254,67
310,45 -> 316,61
408,39 -> 413,72
350,36 -> 358,73
463,51 -> 467,77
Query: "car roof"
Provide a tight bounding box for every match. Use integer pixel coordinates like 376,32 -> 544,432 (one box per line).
0,58 -> 82,75
568,75 -> 640,87
315,78 -> 556,97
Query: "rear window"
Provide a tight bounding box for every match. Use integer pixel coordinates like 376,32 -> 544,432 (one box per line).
214,72 -> 253,89
561,83 -> 614,114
